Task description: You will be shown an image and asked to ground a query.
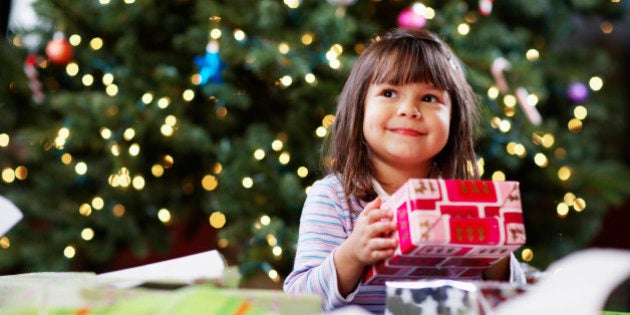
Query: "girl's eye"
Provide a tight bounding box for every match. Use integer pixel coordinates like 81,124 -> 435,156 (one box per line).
383,89 -> 396,97
422,95 -> 439,102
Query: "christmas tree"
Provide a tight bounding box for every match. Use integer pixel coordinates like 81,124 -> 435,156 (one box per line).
1,0 -> 628,285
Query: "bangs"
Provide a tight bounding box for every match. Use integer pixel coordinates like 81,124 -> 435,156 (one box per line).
368,40 -> 457,91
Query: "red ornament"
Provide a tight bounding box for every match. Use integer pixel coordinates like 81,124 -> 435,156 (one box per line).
397,4 -> 427,29
45,32 -> 73,65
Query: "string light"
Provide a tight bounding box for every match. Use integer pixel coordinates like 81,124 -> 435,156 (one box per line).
574,198 -> 586,212
160,112 -> 177,129
2,168 -> 15,183
91,197 -> 104,210
209,211 -> 226,228
589,76 -> 603,91
260,215 -> 271,225
68,34 -> 81,46
182,89 -> 195,102
557,202 -> 569,217
61,153 -> 72,165
151,164 -> 165,177
212,162 -> 223,174
81,74 -> 94,86
533,153 -> 548,167
63,246 -> 76,259
66,62 -> 79,76
266,234 -> 278,246
217,238 -> 229,248
123,128 -> 135,141
110,144 -> 121,156
157,97 -> 171,109
278,42 -> 290,54
129,143 -> 140,156
0,133 -> 9,147
112,204 -> 125,217
491,171 -> 505,181
301,33 -> 314,45
242,177 -> 253,188
81,228 -> 95,241
279,75 -> 293,87
305,73 -> 317,85
233,29 -> 246,41
102,73 -> 114,85
141,92 -> 154,104
525,49 -> 540,61
271,139 -> 283,151
157,208 -> 172,223
253,149 -> 266,160
75,162 -> 88,175
521,248 -> 534,262
268,269 -> 280,282
278,151 -> 290,164
0,236 -> 10,249
457,23 -> 470,35
202,175 -> 218,191
567,118 -> 582,133
487,86 -> 499,99
89,37 -> 104,50
297,166 -> 308,178
132,175 -> 145,190
558,166 -> 572,181
14,166 -> 27,180
574,105 -> 587,120
105,84 -> 118,96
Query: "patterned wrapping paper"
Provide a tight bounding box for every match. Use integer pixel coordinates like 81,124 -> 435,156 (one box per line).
364,179 -> 526,285
385,280 -> 529,315
0,272 -> 321,315
386,280 -> 480,315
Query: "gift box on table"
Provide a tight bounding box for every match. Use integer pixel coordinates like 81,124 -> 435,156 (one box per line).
385,280 -> 528,315
363,179 -> 526,285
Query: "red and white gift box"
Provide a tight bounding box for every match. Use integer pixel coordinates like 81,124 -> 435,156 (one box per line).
363,179 -> 526,285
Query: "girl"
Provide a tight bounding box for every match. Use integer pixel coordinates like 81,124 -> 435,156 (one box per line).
283,28 -> 524,314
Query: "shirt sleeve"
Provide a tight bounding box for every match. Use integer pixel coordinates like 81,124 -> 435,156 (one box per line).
283,177 -> 359,311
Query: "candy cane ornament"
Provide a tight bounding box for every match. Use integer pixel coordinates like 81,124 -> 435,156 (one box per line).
491,57 -> 511,93
24,54 -> 45,104
479,0 -> 494,16
515,87 -> 542,126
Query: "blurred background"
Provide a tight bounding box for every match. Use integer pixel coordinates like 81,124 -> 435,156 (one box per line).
0,0 -> 628,289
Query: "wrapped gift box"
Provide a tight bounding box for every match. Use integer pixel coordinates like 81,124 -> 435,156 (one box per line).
385,280 -> 528,315
364,179 -> 526,285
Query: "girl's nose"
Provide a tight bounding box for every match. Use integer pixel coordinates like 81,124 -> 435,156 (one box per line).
396,101 -> 422,119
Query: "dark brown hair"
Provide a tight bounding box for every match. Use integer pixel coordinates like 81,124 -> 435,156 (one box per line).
325,28 -> 480,203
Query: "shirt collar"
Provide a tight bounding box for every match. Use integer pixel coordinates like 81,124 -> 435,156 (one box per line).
371,178 -> 390,200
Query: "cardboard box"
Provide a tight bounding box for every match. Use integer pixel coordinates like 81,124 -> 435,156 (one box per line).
363,179 -> 526,285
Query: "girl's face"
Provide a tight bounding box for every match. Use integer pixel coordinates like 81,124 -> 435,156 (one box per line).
363,81 -> 452,176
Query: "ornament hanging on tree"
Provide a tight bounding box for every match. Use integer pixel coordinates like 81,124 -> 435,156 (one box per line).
194,40 -> 224,85
397,3 -> 427,29
515,87 -> 542,126
479,0 -> 494,16
24,54 -> 44,104
491,57 -> 511,93
567,81 -> 589,103
45,32 -> 73,65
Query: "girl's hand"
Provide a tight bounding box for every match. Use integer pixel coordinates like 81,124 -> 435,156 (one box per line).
334,197 -> 399,296
345,197 -> 399,265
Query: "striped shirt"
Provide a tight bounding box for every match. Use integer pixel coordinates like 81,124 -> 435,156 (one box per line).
283,174 -> 526,314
